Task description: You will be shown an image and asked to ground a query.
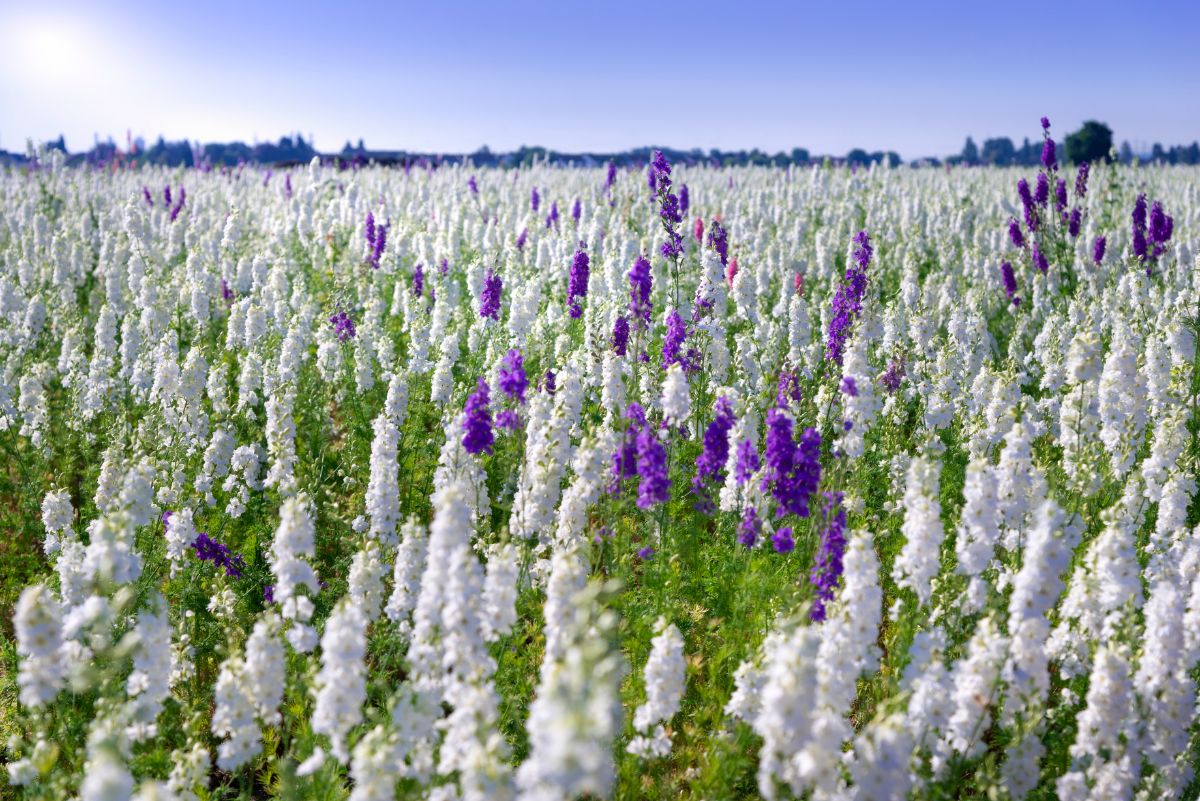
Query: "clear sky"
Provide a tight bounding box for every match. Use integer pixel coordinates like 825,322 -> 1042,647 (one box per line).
1,0 -> 1197,159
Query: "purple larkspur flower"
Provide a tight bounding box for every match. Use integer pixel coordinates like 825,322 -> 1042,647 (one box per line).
221,279 -> 234,304
284,174 -> 292,200
413,263 -> 424,297
264,584 -> 274,604
530,186 -> 540,211
329,310 -> 356,341
170,187 -> 186,222
809,492 -> 847,621
629,255 -> 653,328
1068,208 -> 1082,238
516,227 -> 528,250
1132,193 -> 1147,231
635,424 -> 670,509
1000,261 -> 1020,306
707,219 -> 729,266
1075,162 -> 1089,198
637,546 -> 655,560
1055,178 -> 1068,211
661,309 -> 697,372
738,506 -> 760,548
679,183 -> 689,216
1035,172 -> 1050,206
691,396 -> 735,514
772,526 -> 795,554
762,409 -> 822,518
498,349 -> 528,405
1040,116 -> 1051,130
191,532 -> 245,578
1032,243 -> 1049,274
612,315 -> 630,356
880,355 -> 906,393
1093,236 -> 1107,265
840,376 -> 858,397
571,197 -> 581,222
825,230 -> 871,366
480,270 -> 502,320
164,185 -> 172,207
496,409 -> 521,430
1132,226 -> 1148,261
543,369 -> 556,395
776,370 -> 803,408
461,379 -> 494,456
735,440 -> 760,484
1041,138 -> 1057,171
1149,201 -> 1172,245
143,187 -> 153,207
546,201 -> 559,228
468,175 -> 478,194
567,245 -> 589,318
365,211 -> 376,249
1008,218 -> 1025,249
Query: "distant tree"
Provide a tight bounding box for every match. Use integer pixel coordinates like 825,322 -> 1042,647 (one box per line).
981,137 -> 1015,165
1064,121 -> 1113,164
961,137 -> 978,164
1119,141 -> 1134,164
1151,143 -> 1165,162
846,148 -> 869,165
791,147 -> 810,164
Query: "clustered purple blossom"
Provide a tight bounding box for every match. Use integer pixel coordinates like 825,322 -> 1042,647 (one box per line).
662,309 -> 699,372
1034,173 -> 1050,207
480,269 -> 502,320
635,424 -> 670,510
650,151 -> 684,261
761,408 -> 822,519
412,263 -> 425,297
1132,194 -> 1174,269
839,376 -> 858,398
628,254 -> 653,328
329,310 -> 356,341
571,198 -> 581,223
707,219 -> 729,266
461,379 -> 494,455
610,403 -> 670,509
880,355 -> 906,394
365,211 -> 388,269
567,244 -> 589,318
546,201 -> 559,228
825,230 -> 872,366
776,370 -> 803,408
1075,161 -> 1089,199
1093,236 -> 1107,265
169,187 -> 186,222
738,507 -> 760,548
530,186 -> 540,211
735,440 -> 760,484
468,175 -> 478,194
1032,243 -> 1049,274
808,492 -> 847,622
612,316 -> 630,356
1000,261 -> 1020,306
772,526 -> 795,554
498,349 -> 528,405
542,369 -> 556,395
691,396 -> 735,514
192,532 -> 245,578
516,228 -> 528,250
679,183 -> 689,216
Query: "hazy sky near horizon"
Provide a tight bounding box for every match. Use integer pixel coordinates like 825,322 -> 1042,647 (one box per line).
1,0 -> 1197,159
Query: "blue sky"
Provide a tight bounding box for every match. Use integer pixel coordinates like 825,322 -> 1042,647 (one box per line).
1,0 -> 1197,159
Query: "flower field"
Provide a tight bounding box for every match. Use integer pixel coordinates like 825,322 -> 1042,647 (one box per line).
2,124 -> 1200,800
